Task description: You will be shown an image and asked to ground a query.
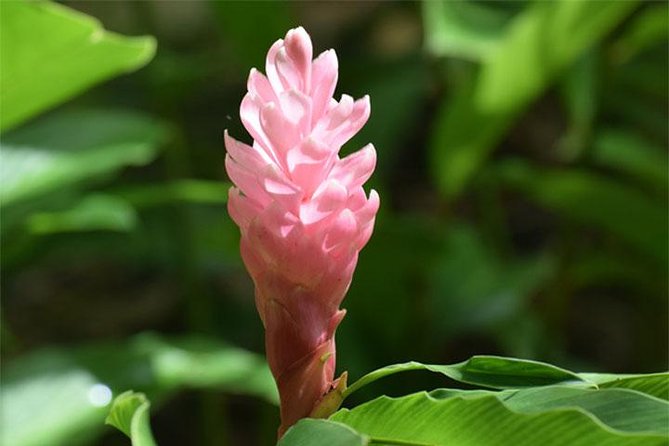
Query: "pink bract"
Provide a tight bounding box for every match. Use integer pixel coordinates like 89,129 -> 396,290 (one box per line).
225,27 -> 379,436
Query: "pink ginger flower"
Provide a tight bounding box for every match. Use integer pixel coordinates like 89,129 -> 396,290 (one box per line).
224,27 -> 379,435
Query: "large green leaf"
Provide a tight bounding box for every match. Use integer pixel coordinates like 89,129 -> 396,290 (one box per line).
496,159 -> 668,265
342,356 -> 668,408
428,0 -> 638,197
105,392 -> 157,446
0,333 -> 276,446
279,419 -> 369,446
579,372 -> 669,401
0,0 -> 156,132
491,386 -> 669,435
330,390 -> 667,446
342,356 -> 588,402
0,109 -> 169,207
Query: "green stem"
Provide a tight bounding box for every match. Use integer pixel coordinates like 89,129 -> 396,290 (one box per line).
341,362 -> 427,402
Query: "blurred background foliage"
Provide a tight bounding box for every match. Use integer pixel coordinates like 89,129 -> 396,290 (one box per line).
1,1 -> 667,445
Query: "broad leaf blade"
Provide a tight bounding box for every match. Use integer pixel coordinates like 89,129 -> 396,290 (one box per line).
430,386 -> 669,436
499,387 -> 669,435
579,372 -> 669,401
331,391 -> 667,446
0,1 -> 156,132
343,356 -> 587,401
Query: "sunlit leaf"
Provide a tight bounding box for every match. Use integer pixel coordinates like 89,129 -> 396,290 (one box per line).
343,356 -> 587,403
579,372 -> 669,401
488,386 -> 669,435
331,389 -> 668,446
0,1 -> 156,132
429,0 -> 638,197
427,386 -> 669,435
423,0 -> 512,61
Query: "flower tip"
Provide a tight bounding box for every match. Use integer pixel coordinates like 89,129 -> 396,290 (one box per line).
286,26 -> 309,40
284,26 -> 313,74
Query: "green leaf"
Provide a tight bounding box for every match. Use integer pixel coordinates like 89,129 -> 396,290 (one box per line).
0,109 -> 169,207
579,372 -> 669,401
1,361 -> 112,446
279,419 -> 369,446
495,386 -> 669,435
429,386 -> 669,435
496,159 -> 668,266
343,356 -> 587,402
475,1 -> 636,112
105,391 -> 157,446
429,0 -> 638,197
331,390 -> 668,446
27,194 -> 137,234
591,130 -> 668,194
1,333 -> 276,446
0,1 -> 156,132
140,335 -> 276,400
423,0 -> 511,61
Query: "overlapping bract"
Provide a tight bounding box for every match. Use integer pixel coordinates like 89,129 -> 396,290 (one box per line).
224,27 -> 379,435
